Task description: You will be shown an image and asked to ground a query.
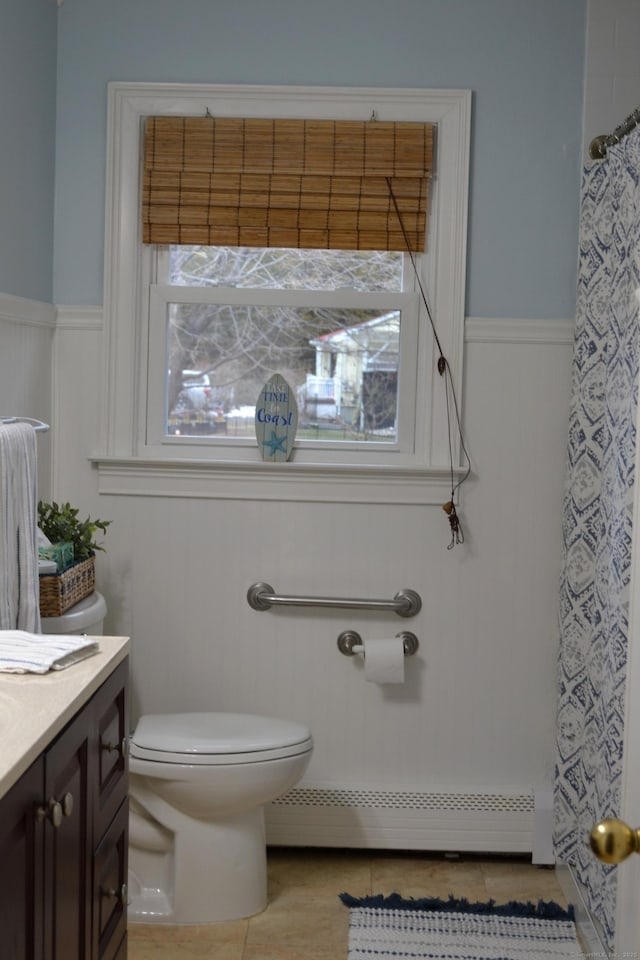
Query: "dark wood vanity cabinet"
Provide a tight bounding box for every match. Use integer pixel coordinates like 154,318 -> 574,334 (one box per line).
0,657 -> 129,960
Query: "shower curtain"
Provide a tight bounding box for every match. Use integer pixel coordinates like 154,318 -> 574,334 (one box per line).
555,126 -> 640,948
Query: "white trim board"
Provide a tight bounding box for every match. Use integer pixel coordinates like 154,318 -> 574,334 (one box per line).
465,317 -> 575,345
0,294 -> 55,328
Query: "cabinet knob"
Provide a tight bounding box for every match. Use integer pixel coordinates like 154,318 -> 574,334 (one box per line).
103,883 -> 128,906
102,738 -> 127,758
35,793 -> 74,827
36,798 -> 63,828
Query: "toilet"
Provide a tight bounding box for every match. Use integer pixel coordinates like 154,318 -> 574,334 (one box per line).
127,711 -> 313,924
40,590 -> 107,635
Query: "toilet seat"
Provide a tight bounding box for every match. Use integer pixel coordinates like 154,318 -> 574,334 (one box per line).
129,712 -> 313,765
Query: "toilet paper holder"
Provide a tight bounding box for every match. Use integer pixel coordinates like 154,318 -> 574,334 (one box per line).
337,630 -> 419,657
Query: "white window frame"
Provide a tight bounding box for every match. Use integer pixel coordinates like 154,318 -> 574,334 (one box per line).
96,82 -> 471,504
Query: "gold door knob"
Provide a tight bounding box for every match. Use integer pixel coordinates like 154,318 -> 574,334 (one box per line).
590,818 -> 640,863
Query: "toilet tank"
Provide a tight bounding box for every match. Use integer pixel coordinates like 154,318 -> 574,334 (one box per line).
40,591 -> 107,635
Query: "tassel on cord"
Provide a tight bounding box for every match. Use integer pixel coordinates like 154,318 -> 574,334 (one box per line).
443,500 -> 463,549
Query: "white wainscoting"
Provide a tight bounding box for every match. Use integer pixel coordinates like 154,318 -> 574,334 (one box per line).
53,308 -> 574,852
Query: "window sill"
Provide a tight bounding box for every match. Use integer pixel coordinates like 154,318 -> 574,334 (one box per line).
91,456 -> 467,505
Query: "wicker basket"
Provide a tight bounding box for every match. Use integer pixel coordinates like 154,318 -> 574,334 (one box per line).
39,554 -> 96,617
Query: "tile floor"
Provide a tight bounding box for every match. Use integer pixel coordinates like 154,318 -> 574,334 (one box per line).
128,847 -> 571,959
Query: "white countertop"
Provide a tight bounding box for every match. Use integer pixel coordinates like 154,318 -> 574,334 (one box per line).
0,635 -> 130,799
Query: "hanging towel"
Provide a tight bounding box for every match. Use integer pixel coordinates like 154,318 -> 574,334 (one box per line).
0,422 -> 41,632
0,630 -> 98,673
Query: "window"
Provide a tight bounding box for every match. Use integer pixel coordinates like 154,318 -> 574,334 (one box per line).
98,84 -> 471,502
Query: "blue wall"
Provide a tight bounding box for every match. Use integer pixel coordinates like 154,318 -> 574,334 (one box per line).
0,0 -> 57,302
9,0 -> 585,319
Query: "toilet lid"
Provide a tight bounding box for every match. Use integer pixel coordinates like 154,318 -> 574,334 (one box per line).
129,712 -> 313,765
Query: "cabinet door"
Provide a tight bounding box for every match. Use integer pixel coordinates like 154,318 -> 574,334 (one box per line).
0,759 -> 44,960
93,658 -> 129,841
43,704 -> 92,960
93,799 -> 128,960
110,934 -> 127,960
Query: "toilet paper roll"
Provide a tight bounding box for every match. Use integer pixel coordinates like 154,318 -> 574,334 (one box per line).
363,637 -> 405,684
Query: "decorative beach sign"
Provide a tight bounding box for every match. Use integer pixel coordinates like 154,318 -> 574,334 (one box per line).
255,375 -> 298,462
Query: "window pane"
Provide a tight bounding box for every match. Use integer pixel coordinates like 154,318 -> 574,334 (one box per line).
168,246 -> 403,292
166,303 -> 401,443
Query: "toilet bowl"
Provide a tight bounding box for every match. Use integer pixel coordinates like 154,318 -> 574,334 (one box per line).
127,711 -> 313,924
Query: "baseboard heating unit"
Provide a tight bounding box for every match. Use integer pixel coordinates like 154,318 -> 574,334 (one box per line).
266,783 -> 554,863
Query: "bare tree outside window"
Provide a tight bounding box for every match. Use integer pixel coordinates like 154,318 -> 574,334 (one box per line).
164,246 -> 404,442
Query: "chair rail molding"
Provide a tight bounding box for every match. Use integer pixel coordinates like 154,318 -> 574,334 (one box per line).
54,306 -> 103,330
465,316 -> 575,345
0,293 -> 55,328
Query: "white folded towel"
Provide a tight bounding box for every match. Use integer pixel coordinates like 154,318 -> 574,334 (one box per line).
0,630 -> 99,674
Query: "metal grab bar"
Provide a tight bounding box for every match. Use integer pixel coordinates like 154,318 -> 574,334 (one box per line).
247,582 -> 422,618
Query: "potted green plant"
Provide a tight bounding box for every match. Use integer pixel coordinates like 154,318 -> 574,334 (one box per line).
38,500 -> 110,561
37,501 -> 111,617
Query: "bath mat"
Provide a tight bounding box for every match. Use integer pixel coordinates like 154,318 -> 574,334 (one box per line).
339,893 -> 578,960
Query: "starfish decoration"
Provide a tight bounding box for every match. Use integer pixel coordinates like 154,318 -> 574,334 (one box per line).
262,430 -> 288,457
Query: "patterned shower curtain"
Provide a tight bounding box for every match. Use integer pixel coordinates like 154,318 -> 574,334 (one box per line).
555,127 -> 640,948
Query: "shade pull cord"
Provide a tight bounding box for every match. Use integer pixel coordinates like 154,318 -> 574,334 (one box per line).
386,179 -> 471,548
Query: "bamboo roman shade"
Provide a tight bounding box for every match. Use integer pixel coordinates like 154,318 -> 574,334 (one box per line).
142,116 -> 434,251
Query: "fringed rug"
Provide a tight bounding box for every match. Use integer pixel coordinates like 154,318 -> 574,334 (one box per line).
339,893 -> 579,960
